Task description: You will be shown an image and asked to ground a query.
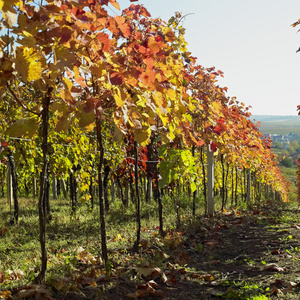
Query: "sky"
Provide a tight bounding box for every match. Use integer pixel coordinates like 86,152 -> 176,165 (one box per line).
112,0 -> 300,116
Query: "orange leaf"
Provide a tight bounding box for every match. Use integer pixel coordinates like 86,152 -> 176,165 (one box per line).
96,32 -> 111,52
115,15 -> 131,38
75,76 -> 87,87
139,68 -> 156,87
144,57 -> 155,69
109,0 -> 120,10
107,17 -> 118,35
148,36 -> 162,54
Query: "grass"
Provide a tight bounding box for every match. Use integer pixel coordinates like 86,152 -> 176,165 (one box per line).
0,193 -> 208,290
220,280 -> 270,299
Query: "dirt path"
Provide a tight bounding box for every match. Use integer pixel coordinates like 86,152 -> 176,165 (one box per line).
160,206 -> 300,299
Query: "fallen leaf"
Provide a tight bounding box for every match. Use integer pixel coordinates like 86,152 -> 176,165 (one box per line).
96,274 -> 107,282
264,263 -> 286,272
0,228 -> 8,236
136,266 -> 167,283
291,225 -> 300,229
204,239 -> 220,247
271,249 -> 280,255
147,280 -> 159,289
15,285 -> 52,299
1,291 -> 11,299
51,277 -> 69,291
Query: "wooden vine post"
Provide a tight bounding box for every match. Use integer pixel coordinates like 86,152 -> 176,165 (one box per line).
247,169 -> 251,204
7,164 -> 12,206
207,147 -> 214,216
96,117 -> 108,263
7,151 -> 18,224
35,87 -> 52,283
134,141 -> 141,251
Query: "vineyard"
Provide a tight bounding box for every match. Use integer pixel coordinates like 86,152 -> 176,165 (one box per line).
0,0 -> 297,299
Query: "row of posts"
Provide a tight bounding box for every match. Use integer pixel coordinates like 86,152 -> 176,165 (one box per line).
6,148 -> 279,215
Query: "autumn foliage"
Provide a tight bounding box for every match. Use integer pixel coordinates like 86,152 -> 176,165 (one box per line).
0,0 -> 290,285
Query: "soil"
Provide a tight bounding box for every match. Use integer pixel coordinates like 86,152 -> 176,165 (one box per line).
109,204 -> 300,300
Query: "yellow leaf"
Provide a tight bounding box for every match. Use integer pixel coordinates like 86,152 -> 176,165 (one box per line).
172,64 -> 182,76
63,77 -> 73,91
211,101 -> 222,113
134,125 -> 151,146
166,88 -> 176,99
153,92 -> 164,107
112,87 -> 125,107
60,89 -> 73,104
135,94 -> 146,107
168,124 -> 175,140
15,47 -> 45,82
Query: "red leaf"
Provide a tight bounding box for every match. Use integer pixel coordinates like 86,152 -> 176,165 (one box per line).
70,7 -> 89,22
210,142 -> 218,153
110,72 -> 124,85
213,125 -> 223,135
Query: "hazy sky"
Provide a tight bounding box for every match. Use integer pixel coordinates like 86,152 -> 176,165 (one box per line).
114,0 -> 300,116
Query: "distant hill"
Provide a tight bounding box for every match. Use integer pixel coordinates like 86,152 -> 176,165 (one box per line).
251,115 -> 300,135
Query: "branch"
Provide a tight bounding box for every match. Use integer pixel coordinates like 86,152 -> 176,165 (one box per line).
6,84 -> 41,116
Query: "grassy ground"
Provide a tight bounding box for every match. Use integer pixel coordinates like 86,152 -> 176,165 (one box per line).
1,195 -> 300,299
0,193 -> 205,289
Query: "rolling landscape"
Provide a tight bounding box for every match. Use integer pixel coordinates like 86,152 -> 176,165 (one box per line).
252,115 -> 300,135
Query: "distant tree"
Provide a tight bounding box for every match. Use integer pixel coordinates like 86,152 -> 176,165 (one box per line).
273,140 -> 284,149
280,156 -> 294,168
287,141 -> 300,155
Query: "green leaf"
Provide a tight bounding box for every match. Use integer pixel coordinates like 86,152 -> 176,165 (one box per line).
77,110 -> 95,130
6,117 -> 39,138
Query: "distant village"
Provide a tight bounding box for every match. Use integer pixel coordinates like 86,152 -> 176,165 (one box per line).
266,133 -> 296,144
265,133 -> 300,167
